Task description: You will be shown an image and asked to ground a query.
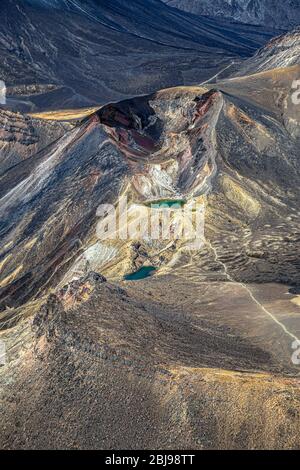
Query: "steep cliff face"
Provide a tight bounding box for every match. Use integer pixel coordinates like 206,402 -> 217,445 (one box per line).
236,28 -> 300,75
0,109 -> 71,174
163,0 -> 300,29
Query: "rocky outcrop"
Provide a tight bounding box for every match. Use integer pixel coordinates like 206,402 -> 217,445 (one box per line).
236,28 -> 300,75
0,108 -> 71,174
56,272 -> 107,311
32,272 -> 107,339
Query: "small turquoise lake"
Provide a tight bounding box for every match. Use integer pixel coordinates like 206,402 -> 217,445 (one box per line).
124,266 -> 157,281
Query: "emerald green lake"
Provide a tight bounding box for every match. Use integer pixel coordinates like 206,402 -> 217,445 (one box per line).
145,199 -> 186,208
124,266 -> 157,281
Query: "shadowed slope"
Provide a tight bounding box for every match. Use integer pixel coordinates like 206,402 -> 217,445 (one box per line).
162,0 -> 300,29
0,0 -> 275,111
